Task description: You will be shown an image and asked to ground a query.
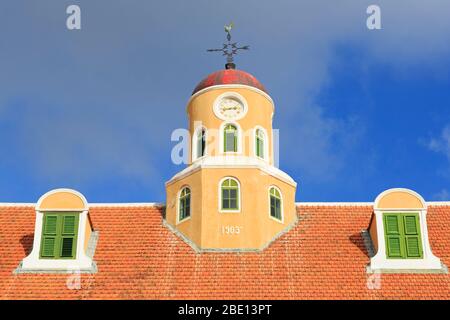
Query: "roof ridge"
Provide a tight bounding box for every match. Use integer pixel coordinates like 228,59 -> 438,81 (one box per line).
0,203 -> 35,207
0,202 -> 165,208
297,202 -> 373,206
1,201 -> 449,208
297,201 -> 450,206
88,203 -> 164,207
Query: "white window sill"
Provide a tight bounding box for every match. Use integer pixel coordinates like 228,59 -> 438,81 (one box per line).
177,216 -> 191,225
369,255 -> 446,273
14,259 -> 97,274
269,215 -> 284,224
367,264 -> 448,274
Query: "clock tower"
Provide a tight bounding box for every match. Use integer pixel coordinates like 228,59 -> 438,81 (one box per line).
165,27 -> 297,251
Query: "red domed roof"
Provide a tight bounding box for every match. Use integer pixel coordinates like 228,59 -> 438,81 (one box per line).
192,69 -> 267,95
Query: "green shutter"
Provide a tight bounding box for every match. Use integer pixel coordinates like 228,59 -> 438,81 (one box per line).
405,237 -> 421,258
403,215 -> 418,234
60,238 -> 75,258
383,213 -> 423,259
403,214 -> 422,258
44,215 -> 58,234
41,237 -> 56,257
384,214 -> 404,258
385,215 -> 400,234
40,215 -> 58,258
62,216 -> 75,234
40,213 -> 78,259
386,237 -> 403,257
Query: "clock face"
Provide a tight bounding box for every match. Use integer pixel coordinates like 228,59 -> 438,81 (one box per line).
214,96 -> 247,120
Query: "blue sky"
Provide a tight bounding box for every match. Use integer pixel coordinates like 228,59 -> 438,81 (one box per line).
0,1 -> 449,203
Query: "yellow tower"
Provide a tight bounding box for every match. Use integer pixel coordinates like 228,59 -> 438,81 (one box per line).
165,27 -> 297,250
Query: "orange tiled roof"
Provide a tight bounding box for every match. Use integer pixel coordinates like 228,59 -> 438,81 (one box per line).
0,204 -> 449,299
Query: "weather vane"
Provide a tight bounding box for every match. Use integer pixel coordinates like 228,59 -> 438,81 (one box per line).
207,22 -> 249,69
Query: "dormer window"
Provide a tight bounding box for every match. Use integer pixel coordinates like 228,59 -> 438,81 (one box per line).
40,213 -> 80,259
15,189 -> 97,273
367,188 -> 445,273
384,213 -> 422,259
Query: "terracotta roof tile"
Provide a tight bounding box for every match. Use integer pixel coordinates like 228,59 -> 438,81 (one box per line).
192,69 -> 267,95
0,204 -> 449,299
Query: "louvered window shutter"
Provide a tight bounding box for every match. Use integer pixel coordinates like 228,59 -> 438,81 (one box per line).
40,215 -> 58,258
40,213 -> 78,259
60,214 -> 79,258
403,214 -> 423,258
383,213 -> 423,259
384,214 -> 404,258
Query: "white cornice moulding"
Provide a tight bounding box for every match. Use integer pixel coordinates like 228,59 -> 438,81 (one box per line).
166,156 -> 297,187
88,203 -> 165,207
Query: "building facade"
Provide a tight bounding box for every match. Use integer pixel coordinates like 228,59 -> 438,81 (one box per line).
165,67 -> 297,251
0,64 -> 449,299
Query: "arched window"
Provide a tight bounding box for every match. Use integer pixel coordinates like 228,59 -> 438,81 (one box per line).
223,124 -> 238,152
255,128 -> 265,159
220,178 -> 239,211
178,187 -> 191,222
196,128 -> 206,159
269,187 -> 282,221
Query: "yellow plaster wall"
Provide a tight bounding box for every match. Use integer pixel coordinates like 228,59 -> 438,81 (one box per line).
377,191 -> 424,209
39,192 -> 86,210
165,170 -> 203,246
165,85 -> 297,250
199,168 -> 296,249
84,214 -> 93,253
166,167 -> 296,250
187,87 -> 274,165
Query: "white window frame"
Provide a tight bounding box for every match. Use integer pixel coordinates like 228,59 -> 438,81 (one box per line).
218,177 -> 241,213
268,186 -> 284,223
219,121 -> 242,155
177,186 -> 192,225
254,126 -> 269,162
192,126 -> 208,162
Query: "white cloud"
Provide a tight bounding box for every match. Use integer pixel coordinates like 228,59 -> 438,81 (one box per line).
427,125 -> 450,161
433,189 -> 450,201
